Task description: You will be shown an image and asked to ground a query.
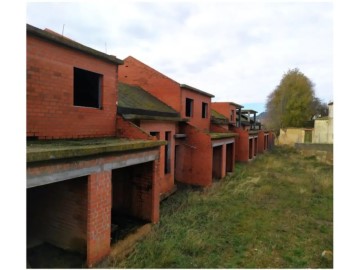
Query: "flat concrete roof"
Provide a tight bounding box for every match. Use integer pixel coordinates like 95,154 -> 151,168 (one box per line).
242,109 -> 258,114
27,137 -> 166,163
209,132 -> 238,139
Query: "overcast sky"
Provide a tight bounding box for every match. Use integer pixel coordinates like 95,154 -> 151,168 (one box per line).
26,0 -> 332,113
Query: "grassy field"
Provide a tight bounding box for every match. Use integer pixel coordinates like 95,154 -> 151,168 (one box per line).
105,146 -> 333,268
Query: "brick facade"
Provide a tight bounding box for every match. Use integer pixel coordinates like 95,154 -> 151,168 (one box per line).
138,121 -> 177,197
27,176 -> 88,254
87,171 -> 112,267
118,56 -> 181,112
27,33 -> 119,139
180,88 -> 212,131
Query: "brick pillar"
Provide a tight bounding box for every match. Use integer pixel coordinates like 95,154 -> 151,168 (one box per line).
87,171 -> 112,267
221,144 -> 226,178
238,130 -> 249,162
152,159 -> 160,223
258,131 -> 264,154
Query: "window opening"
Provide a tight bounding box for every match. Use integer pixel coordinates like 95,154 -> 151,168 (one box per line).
185,98 -> 193,117
202,102 -> 208,118
165,131 -> 171,174
73,67 -> 102,108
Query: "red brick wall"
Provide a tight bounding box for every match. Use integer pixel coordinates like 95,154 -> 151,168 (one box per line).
112,162 -> 155,222
27,176 -> 88,254
175,123 -> 213,186
118,56 -> 181,112
87,171 -> 112,267
116,116 -> 154,140
210,123 -> 229,132
212,102 -> 238,125
139,121 -> 176,196
226,143 -> 235,173
27,35 -> 118,139
212,145 -> 223,179
257,131 -> 265,154
230,127 -> 249,162
181,88 -> 212,131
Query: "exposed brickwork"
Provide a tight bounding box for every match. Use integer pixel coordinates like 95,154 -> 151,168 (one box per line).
87,171 -> 112,267
175,123 -> 213,186
27,176 -> 88,253
139,121 -> 176,197
116,116 -> 154,140
226,143 -> 235,173
27,34 -> 119,139
212,145 -> 223,179
211,102 -> 238,125
112,162 -> 155,222
118,56 -> 181,112
181,88 -> 212,131
257,131 -> 265,154
230,126 -> 249,162
210,123 -> 229,133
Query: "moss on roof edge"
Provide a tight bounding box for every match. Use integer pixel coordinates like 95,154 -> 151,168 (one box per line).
27,140 -> 166,163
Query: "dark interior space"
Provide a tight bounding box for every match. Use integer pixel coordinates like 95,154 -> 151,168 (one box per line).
27,176 -> 88,268
73,67 -> 102,108
111,162 -> 153,245
212,145 -> 222,180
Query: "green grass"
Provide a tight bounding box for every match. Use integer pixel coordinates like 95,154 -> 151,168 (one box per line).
106,146 -> 333,268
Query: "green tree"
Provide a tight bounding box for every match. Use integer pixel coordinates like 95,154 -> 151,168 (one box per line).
265,68 -> 321,130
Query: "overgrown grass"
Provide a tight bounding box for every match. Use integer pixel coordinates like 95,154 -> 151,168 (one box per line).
106,146 -> 333,268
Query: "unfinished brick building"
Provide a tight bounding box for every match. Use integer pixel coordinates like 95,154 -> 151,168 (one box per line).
211,103 -> 273,162
118,56 -> 237,187
117,82 -> 183,199
26,24 -> 164,267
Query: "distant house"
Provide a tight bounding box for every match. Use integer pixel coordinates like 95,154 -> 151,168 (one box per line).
26,24 -> 164,267
278,127 -> 313,145
312,102 -> 333,144
118,56 -> 238,186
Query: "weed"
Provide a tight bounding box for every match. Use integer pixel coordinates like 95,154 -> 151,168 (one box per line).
104,146 -> 333,268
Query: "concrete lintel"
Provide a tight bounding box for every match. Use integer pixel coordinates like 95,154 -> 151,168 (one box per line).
103,153 -> 157,171
27,152 -> 158,188
249,135 -> 258,139
212,138 -> 235,147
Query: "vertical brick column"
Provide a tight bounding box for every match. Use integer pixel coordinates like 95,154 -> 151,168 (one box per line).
221,144 -> 226,178
87,171 -> 112,267
258,131 -> 264,154
152,159 -> 160,223
238,130 -> 249,162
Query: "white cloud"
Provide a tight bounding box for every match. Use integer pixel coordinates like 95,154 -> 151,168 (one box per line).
26,0 -> 333,111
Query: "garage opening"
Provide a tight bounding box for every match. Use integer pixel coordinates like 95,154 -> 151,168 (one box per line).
111,162 -> 154,245
212,145 -> 222,180
27,176 -> 88,268
249,138 -> 253,159
226,143 -> 234,173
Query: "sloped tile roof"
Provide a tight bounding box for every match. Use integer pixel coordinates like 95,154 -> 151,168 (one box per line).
117,82 -> 181,120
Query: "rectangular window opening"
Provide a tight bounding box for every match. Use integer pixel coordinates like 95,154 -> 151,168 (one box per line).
230,110 -> 235,121
73,67 -> 102,108
150,131 -> 160,139
185,98 -> 193,117
202,102 -> 208,118
165,131 -> 171,174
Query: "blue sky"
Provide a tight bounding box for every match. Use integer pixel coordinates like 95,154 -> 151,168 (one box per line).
26,0 -> 333,114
